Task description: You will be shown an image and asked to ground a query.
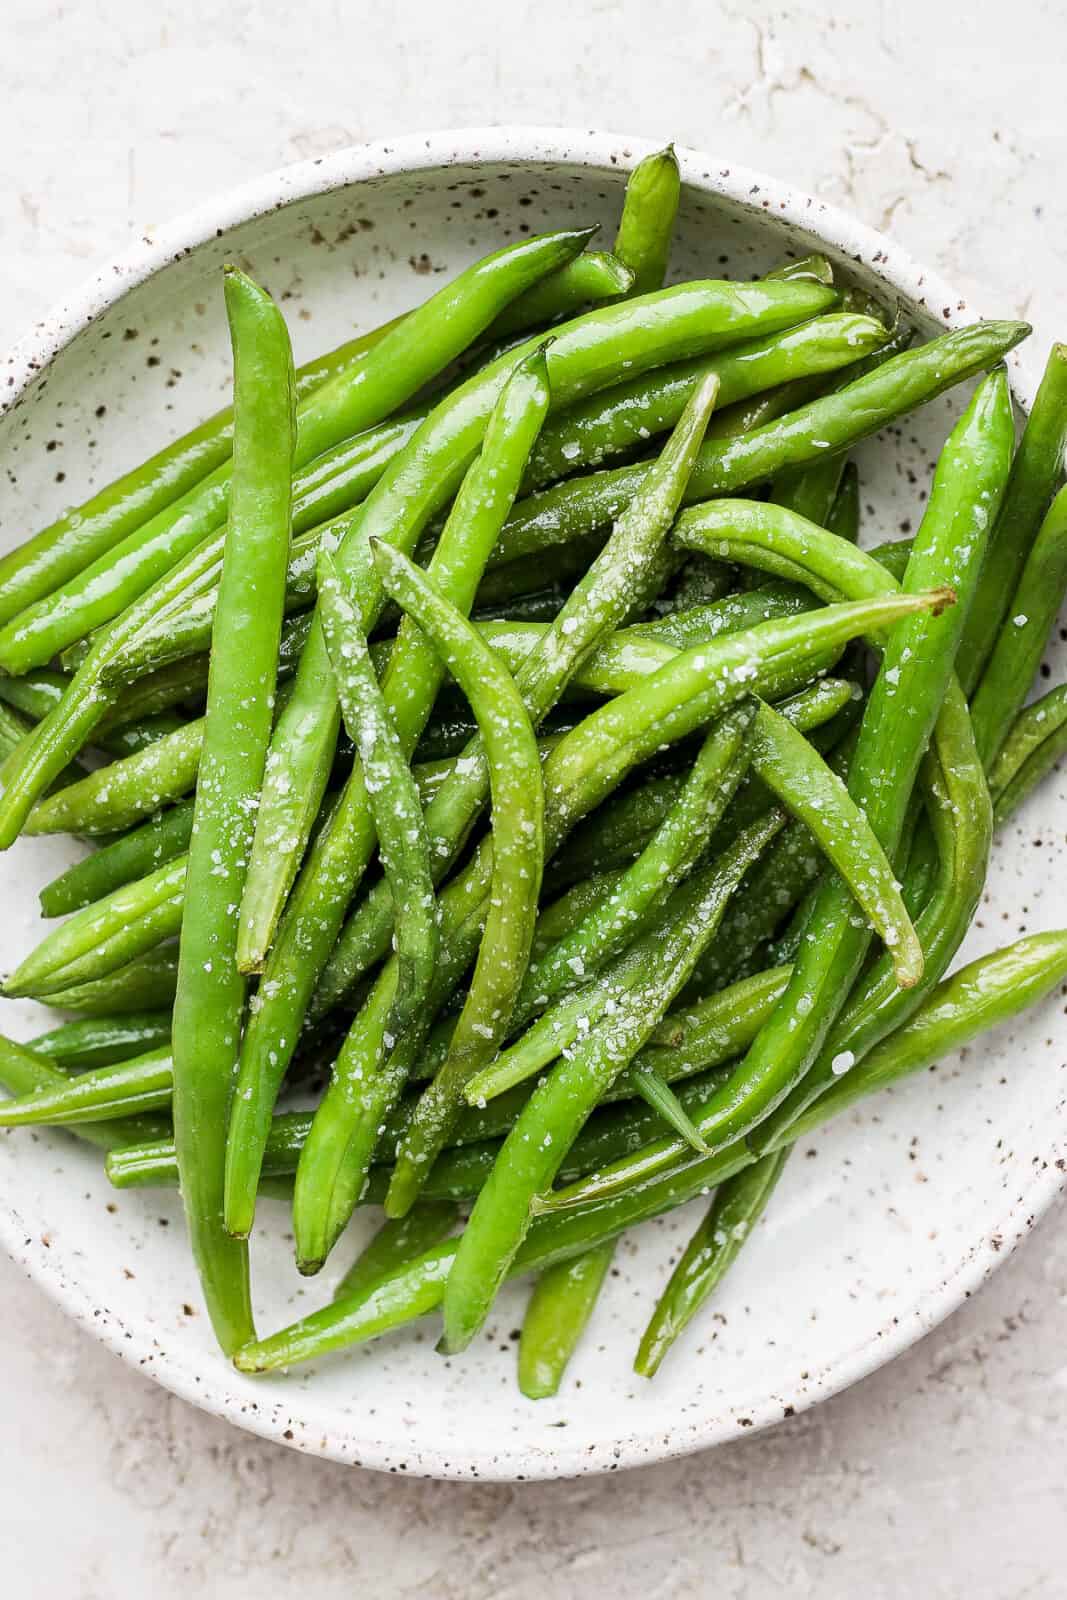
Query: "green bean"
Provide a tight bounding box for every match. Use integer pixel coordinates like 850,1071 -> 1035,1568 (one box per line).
354,541 -> 545,1222
170,268 -> 295,1354
4,855 -> 186,997
488,252 -> 634,337
38,800 -> 195,916
317,550 -> 438,1034
990,685 -> 1067,822
0,246 -> 594,849
309,373 -> 732,1015
613,146 -> 680,294
495,321 -> 1029,567
955,342 -> 1067,694
24,718 -> 203,837
826,459 -> 860,542
521,313 -> 889,492
0,1034 -> 166,1151
636,372 -> 1011,1159
316,588 -> 934,1023
237,277 -> 837,971
0,232 -> 590,680
971,485 -> 1067,767
535,926 -> 1067,1227
28,1011 -> 172,1072
634,1148 -> 788,1377
748,698 -> 923,987
333,1204 -> 461,1303
223,351 -> 553,1240
625,1064 -> 709,1152
45,945 -> 179,1013
0,1046 -> 172,1126
682,731 -> 856,998
440,813 -> 784,1353
518,1241 -> 617,1399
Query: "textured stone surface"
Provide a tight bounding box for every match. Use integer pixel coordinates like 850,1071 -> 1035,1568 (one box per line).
1,0 -> 1065,1591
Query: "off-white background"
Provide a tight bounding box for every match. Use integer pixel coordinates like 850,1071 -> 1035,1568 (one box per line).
2,1 -> 1065,1593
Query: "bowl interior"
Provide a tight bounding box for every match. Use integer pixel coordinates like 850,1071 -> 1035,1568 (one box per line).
1,139 -> 1062,1479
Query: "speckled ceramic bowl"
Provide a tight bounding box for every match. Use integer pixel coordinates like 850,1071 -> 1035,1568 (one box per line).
0,129 -> 1060,1481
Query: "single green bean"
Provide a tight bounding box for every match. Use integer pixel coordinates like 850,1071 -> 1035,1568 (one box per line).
634,1147 -> 789,1376
44,945 -> 179,1013
0,1046 -> 172,1126
613,146 -> 680,294
171,267 -> 294,1354
0,1034 -> 165,1150
518,1240 -> 617,1399
360,541 -> 545,1221
28,1011 -> 172,1071
317,550 -> 438,1035
38,800 -> 195,916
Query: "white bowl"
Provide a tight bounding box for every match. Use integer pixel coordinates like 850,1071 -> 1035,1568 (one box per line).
0,128 -> 1060,1482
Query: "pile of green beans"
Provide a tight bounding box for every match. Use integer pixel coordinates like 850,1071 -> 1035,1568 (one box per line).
1,147 -> 1065,1399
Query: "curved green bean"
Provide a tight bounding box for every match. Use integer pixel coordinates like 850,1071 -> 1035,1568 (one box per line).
39,800 -> 195,916
613,146 -> 680,295
28,1011 -> 171,1072
990,685 -> 1067,822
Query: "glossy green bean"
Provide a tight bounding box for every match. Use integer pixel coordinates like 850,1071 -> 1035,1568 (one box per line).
38,800 -> 195,916
28,1011 -> 172,1072
511,702 -> 756,1026
488,252 -> 634,337
634,1147 -> 788,1377
170,268 -> 295,1355
521,312 -> 888,492
0,1046 -> 172,1126
440,813 -> 784,1352
613,146 -> 680,295
0,1034 -> 166,1150
971,484 -> 1067,767
45,945 -> 179,1013
748,698 -> 923,986
103,970 -> 790,1190
333,1204 -> 462,1302
0,232 -> 589,679
237,275 -> 836,969
518,1240 -> 616,1399
5,854 -> 186,997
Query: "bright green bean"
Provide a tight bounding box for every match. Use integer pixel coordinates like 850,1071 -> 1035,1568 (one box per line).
518,1240 -> 616,1399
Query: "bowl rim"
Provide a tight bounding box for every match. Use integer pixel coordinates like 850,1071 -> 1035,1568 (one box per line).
0,125 -> 1056,1481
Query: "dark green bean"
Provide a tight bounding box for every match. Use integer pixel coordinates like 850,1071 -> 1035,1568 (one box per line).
38,801 -> 194,916
28,1011 -> 172,1072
